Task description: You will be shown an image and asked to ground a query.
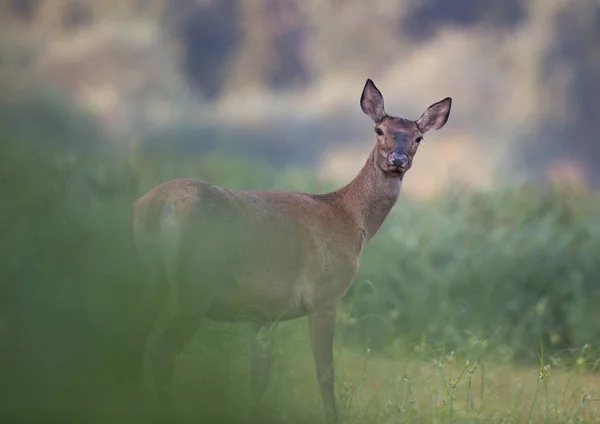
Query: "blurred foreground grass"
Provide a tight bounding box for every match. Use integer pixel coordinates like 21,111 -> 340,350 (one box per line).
1,133 -> 599,423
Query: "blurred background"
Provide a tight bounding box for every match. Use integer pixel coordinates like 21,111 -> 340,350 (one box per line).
1,0 -> 600,423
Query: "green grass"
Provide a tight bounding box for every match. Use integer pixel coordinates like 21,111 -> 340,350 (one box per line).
253,325 -> 599,424
1,133 -> 600,423
110,320 -> 600,424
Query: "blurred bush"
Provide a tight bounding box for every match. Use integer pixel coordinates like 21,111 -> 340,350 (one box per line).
0,114 -> 298,419
348,183 -> 600,363
0,82 -> 106,150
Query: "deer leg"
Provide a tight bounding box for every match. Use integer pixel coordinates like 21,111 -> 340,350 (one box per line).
309,310 -> 338,424
128,244 -> 169,380
251,322 -> 276,409
149,255 -> 216,418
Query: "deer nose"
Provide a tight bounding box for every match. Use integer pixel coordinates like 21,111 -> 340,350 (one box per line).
391,152 -> 409,167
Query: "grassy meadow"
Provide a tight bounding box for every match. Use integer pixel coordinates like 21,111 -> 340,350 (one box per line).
1,131 -> 600,424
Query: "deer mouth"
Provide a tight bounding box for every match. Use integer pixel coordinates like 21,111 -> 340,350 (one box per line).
387,153 -> 411,173
389,166 -> 409,174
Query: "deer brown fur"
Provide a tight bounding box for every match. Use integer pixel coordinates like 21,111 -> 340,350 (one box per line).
129,79 -> 452,423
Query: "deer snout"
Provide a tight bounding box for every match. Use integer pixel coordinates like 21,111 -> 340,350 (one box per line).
390,151 -> 410,168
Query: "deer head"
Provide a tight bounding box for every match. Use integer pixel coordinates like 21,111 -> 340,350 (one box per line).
360,79 -> 452,175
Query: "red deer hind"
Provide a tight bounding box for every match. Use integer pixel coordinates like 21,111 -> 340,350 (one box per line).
130,79 -> 452,423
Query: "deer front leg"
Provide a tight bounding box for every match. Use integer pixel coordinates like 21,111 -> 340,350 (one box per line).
251,322 -> 275,409
309,310 -> 338,424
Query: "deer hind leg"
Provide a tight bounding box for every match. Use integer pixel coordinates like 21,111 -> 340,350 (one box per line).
309,309 -> 338,424
251,322 -> 276,410
129,243 -> 169,377
149,247 -> 217,417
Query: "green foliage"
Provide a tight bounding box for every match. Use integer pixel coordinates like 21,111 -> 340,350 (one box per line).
0,132 -> 297,421
349,184 -> 600,363
0,83 -> 106,150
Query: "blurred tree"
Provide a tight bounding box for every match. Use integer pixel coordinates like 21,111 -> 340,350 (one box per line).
403,0 -> 525,40
175,0 -> 241,99
265,0 -> 309,89
301,0 -> 407,77
228,0 -> 274,90
519,1 -> 600,187
3,0 -> 167,32
6,0 -> 39,22
173,0 -> 308,97
545,3 -> 600,186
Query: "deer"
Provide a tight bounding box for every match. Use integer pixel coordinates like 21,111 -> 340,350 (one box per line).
129,79 -> 452,423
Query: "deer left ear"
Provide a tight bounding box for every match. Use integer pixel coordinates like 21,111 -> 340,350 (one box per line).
416,97 -> 452,133
360,79 -> 386,123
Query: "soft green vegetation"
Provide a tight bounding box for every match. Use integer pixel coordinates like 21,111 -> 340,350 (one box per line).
353,182 -> 600,364
1,131 -> 599,423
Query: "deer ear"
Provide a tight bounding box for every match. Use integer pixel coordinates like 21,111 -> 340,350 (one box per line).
416,97 -> 452,133
360,79 -> 386,123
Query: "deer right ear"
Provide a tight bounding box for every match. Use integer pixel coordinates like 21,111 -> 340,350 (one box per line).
360,79 -> 386,123
416,97 -> 452,133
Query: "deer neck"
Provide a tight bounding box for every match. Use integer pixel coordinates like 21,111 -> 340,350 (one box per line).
332,146 -> 403,242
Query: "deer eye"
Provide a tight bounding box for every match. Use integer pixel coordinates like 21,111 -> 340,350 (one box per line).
375,128 -> 384,136
415,136 -> 424,143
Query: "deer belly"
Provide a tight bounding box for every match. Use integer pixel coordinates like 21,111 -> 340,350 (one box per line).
207,274 -> 307,322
